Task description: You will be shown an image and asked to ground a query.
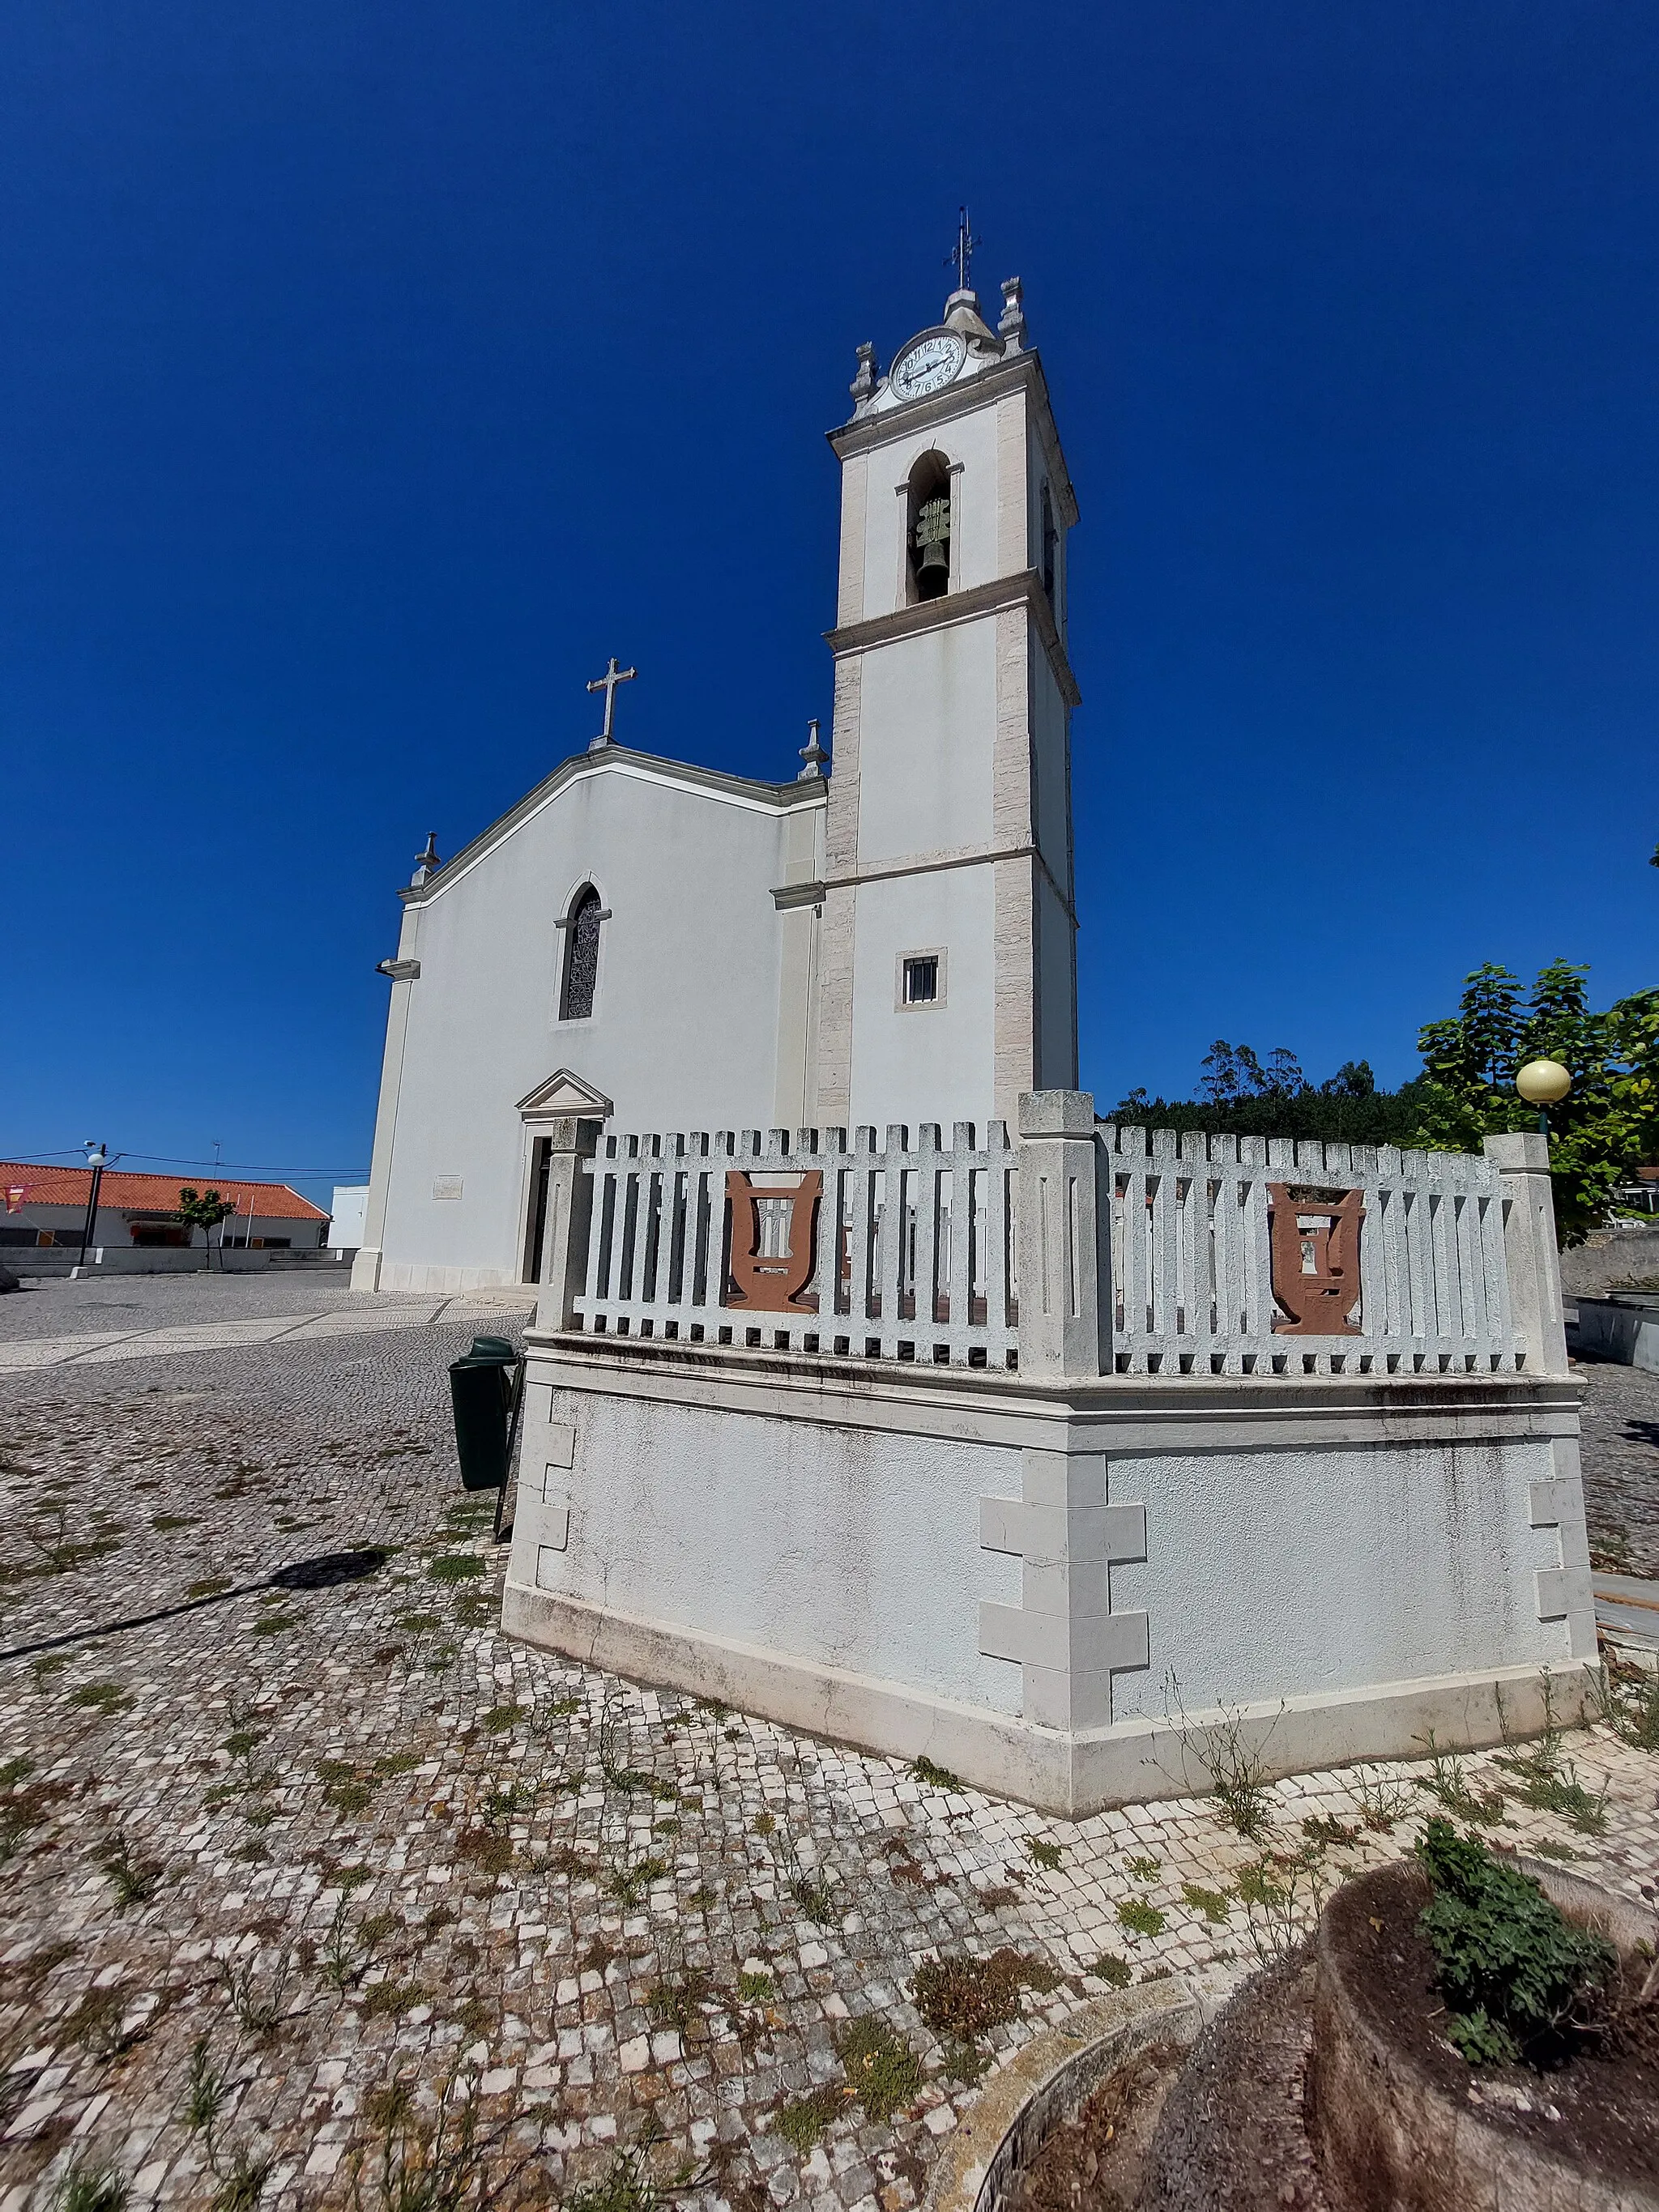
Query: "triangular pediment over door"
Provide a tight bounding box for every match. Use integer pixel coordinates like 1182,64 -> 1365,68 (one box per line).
515,1068 -> 614,1122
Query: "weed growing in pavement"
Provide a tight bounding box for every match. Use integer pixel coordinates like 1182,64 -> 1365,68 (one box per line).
456,1826 -> 514,1878
428,1555 -> 485,1583
49,2159 -> 130,2212
1593,1653 -> 1659,1752
773,1824 -> 839,1925
31,1653 -> 70,1688
838,2016 -> 922,2123
1492,1673 -> 1610,1834
1411,1732 -> 1508,1826
96,1830 -> 164,1911
347,2071 -> 522,2212
911,1949 -> 1062,2041
1117,1898 -> 1166,1938
211,2147 -> 273,2212
219,1950 -> 295,2039
1024,1836 -> 1062,1871
646,1943 -> 712,2034
1300,1814 -> 1363,1850
1,1761 -> 70,1862
14,1499 -> 125,1575
1125,1854 -> 1161,1880
775,2087 -> 846,2154
940,2040 -> 992,2086
319,1895 -> 390,1993
1166,1678 -> 1281,1839
911,1755 -> 962,1791
601,1855 -> 669,1910
1180,1882 -> 1230,1924
736,1970 -> 773,2001
1349,1763 -> 1412,1831
479,1780 -> 533,1828
480,1704 -> 527,1734
1235,1843 -> 1333,1965
60,1983 -> 151,2062
598,1690 -> 656,1793
183,2032 -> 230,2138
70,1682 -> 130,1714
1087,1954 -> 1133,1988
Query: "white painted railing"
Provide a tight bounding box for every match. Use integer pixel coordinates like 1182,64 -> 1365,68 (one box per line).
535,1101 -> 1555,1379
1098,1124 -> 1523,1376
572,1123 -> 1019,1368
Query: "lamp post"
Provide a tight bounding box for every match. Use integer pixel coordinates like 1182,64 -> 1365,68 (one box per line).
1516,1058 -> 1572,1140
76,1140 -> 109,1270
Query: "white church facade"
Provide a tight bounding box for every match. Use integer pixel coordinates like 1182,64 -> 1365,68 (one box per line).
353,270 -> 1078,1295
350,260 -> 1596,1813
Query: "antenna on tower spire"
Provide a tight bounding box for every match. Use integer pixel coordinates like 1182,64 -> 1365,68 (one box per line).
946,207 -> 981,294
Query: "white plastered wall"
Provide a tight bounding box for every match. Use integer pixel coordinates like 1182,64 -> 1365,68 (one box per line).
373,763 -> 819,1286
1103,1438 -> 1568,1723
515,1383 -> 1025,1716
849,867 -> 996,1132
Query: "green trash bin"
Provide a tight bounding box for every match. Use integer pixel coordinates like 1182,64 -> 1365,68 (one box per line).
449,1335 -> 523,1517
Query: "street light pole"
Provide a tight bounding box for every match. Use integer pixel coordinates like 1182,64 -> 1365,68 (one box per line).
76,1140 -> 109,1271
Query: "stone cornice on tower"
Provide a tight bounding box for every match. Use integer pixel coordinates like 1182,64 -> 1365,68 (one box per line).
829,350 -> 1079,531
824,566 -> 1081,710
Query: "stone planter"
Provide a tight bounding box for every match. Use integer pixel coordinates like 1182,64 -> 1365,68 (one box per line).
1309,1858 -> 1658,2212
919,1982 -> 1204,2212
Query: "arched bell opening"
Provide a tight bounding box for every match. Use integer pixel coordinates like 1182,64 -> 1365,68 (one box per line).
906,451 -> 953,604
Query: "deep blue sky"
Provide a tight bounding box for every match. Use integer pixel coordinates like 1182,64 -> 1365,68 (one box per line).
5,2 -> 1657,1201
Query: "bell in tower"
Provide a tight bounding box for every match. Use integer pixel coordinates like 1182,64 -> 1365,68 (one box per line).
906,452 -> 953,603
913,494 -> 951,600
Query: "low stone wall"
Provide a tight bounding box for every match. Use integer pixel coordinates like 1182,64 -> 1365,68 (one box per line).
1576,1294 -> 1659,1375
502,1332 -> 1598,1814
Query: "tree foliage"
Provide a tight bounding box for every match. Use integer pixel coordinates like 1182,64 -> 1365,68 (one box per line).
1111,1045 -> 1434,1148
1411,961 -> 1659,1243
175,1187 -> 238,1269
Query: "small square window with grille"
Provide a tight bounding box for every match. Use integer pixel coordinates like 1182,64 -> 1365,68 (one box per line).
902,956 -> 940,1006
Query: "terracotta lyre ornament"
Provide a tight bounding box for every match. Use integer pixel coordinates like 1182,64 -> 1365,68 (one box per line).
723,1171 -> 822,1314
1267,1183 -> 1365,1336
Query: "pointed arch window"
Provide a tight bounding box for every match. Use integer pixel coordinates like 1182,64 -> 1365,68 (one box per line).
559,885 -> 604,1021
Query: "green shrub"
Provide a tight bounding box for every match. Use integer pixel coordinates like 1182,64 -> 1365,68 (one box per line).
1414,1818 -> 1614,2066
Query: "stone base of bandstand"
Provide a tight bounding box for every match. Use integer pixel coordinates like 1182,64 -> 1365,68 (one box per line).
501,1332 -> 1599,1817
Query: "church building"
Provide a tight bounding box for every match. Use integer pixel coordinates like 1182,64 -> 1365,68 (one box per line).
353,266 -> 1082,1294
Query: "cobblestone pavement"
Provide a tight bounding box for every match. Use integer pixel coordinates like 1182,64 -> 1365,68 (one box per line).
0,1274 -> 531,1364
2,1315 -> 1657,2212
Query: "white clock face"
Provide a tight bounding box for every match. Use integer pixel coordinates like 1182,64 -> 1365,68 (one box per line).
889,331 -> 966,401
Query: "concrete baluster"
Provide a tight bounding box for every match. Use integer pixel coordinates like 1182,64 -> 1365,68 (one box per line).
1484,1132 -> 1568,1376
1016,1091 -> 1108,1378
535,1116 -> 603,1331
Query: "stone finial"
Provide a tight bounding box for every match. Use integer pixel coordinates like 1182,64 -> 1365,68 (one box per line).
999,276 -> 1027,348
944,288 -> 1001,351
850,343 -> 877,403
410,833 -> 441,887
797,718 -> 829,781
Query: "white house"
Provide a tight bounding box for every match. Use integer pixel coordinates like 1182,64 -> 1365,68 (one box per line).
353,271 -> 1077,1294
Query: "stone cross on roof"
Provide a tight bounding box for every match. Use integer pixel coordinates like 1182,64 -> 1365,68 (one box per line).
586,656 -> 637,751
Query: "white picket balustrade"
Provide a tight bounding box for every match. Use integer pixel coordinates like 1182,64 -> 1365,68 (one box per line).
1098,1124 -> 1523,1375
573,1123 -> 1019,1368
561,1114 -> 1529,1377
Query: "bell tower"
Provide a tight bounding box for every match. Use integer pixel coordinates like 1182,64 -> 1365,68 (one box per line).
813,263 -> 1081,1134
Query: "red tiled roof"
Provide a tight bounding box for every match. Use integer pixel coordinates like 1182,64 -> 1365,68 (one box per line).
0,1164 -> 329,1221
